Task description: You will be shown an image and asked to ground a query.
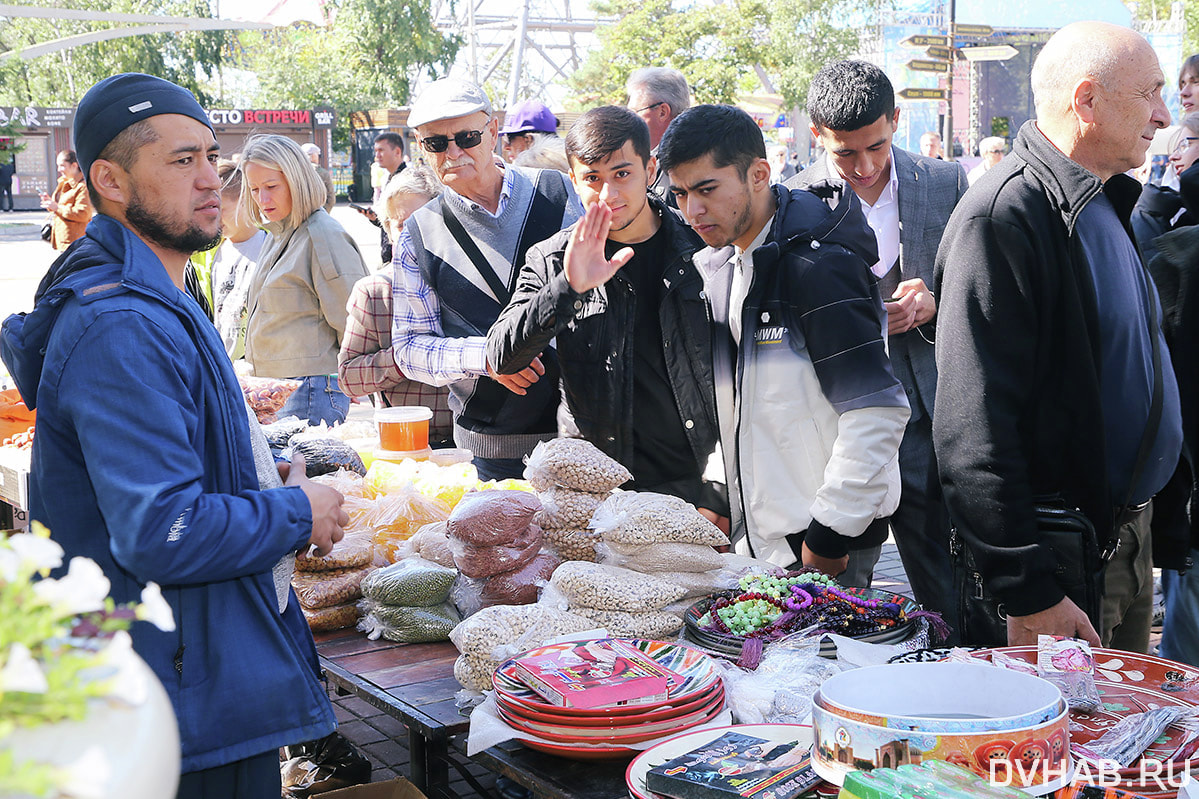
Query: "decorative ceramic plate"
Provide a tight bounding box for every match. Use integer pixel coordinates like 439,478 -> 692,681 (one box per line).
625,723 -> 813,799
496,681 -> 724,728
969,646 -> 1199,784
519,736 -> 638,760
498,697 -> 726,744
493,639 -> 720,716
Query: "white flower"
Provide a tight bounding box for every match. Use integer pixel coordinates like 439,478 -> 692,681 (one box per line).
137,582 -> 175,632
0,642 -> 49,693
56,746 -> 110,799
0,547 -> 18,583
32,556 -> 110,615
98,631 -> 148,706
8,532 -> 64,573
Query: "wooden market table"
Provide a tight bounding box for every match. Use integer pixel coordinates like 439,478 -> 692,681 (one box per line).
314,631 -> 629,799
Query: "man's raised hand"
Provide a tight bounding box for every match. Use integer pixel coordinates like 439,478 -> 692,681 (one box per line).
564,201 -> 635,294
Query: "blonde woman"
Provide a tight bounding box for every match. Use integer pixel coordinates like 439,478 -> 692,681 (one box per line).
1133,113 -> 1199,265
211,159 -> 268,359
338,165 -> 453,444
240,134 -> 369,425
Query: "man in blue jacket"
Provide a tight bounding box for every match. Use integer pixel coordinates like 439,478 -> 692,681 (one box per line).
1,73 -> 348,798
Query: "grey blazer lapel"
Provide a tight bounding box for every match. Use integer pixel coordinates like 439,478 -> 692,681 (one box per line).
894,148 -> 929,281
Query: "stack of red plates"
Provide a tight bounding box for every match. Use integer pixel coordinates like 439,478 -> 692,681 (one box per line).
491,638 -> 725,760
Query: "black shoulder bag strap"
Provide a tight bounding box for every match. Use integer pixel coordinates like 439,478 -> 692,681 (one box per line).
440,201 -> 510,302
439,170 -> 571,305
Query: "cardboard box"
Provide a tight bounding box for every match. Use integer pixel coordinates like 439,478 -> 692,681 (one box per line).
320,778 -> 428,799
0,446 -> 30,510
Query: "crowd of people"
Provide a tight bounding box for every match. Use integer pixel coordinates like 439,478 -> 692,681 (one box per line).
5,17 -> 1199,797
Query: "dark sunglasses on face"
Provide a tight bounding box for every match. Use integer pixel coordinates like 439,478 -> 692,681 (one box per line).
420,128 -> 487,153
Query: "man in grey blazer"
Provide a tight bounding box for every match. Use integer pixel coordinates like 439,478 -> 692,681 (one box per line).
786,60 -> 967,638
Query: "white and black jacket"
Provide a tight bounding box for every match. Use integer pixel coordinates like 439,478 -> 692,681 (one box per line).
696,183 -> 910,565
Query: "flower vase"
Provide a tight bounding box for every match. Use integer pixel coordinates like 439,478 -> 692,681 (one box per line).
3,647 -> 180,799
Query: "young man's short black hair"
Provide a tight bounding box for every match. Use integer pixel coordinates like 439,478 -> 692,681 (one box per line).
807,60 -> 895,133
565,105 -> 651,167
374,131 -> 406,155
657,104 -> 765,179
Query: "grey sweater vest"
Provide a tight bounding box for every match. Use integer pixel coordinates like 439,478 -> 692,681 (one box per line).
408,166 -> 578,458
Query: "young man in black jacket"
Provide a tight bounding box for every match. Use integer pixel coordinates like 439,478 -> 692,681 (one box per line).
934,21 -> 1183,650
487,105 -> 727,527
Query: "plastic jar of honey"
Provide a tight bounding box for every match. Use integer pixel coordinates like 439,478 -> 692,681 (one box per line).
375,406 -> 433,452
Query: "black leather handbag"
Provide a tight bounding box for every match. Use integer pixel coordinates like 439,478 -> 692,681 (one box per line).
40,220 -> 51,242
953,501 -> 1104,646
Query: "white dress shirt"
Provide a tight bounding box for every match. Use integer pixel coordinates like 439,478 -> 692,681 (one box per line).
831,149 -> 900,279
728,220 -> 774,345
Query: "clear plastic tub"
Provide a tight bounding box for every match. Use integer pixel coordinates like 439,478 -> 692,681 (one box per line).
375,406 -> 433,452
428,448 -> 474,467
374,447 -> 433,464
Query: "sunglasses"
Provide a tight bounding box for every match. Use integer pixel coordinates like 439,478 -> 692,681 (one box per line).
634,101 -> 665,115
420,126 -> 488,154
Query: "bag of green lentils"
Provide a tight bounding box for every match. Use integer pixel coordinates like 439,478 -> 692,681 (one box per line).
357,601 -> 460,643
360,557 -> 457,607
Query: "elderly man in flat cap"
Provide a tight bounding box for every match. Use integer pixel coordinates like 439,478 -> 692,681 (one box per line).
0,73 -> 347,797
392,78 -> 581,479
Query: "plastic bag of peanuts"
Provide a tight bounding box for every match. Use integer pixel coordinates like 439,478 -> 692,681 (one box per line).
541,527 -> 600,562
589,491 -> 728,547
449,603 -> 597,664
534,485 -> 607,529
522,438 -> 631,492
546,561 -> 687,612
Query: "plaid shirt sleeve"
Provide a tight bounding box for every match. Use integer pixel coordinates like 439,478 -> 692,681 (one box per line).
391,226 -> 488,387
337,274 -> 405,399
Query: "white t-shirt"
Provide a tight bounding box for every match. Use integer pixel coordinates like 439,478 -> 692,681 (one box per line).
212,230 -> 268,359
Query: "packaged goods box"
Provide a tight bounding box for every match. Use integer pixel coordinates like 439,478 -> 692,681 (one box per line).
0,445 -> 30,511
322,778 -> 427,799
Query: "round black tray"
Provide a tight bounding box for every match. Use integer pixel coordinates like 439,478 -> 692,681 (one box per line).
683,586 -> 920,659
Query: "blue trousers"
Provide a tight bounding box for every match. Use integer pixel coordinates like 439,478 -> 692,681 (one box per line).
279,374 -> 350,426
176,750 -> 279,799
1161,549 -> 1199,665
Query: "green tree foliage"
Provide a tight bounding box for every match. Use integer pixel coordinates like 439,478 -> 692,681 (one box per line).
0,0 -> 227,105
333,0 -> 459,104
232,0 -> 459,147
1126,0 -> 1199,61
569,0 -> 873,111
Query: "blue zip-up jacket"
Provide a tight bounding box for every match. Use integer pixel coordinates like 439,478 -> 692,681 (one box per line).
1,214 -> 335,772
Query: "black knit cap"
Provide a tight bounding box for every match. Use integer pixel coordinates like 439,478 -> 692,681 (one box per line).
74,73 -> 213,183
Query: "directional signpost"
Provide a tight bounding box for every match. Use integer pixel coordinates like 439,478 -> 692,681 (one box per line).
897,13 -> 1002,159
955,23 -> 994,37
908,58 -> 952,73
899,88 -> 949,101
959,44 -> 1019,62
901,34 -> 951,48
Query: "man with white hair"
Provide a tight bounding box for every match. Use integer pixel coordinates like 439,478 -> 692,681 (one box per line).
301,141 -> 336,212
391,78 -> 581,479
966,136 -> 1006,185
627,67 -> 690,199
934,21 -> 1184,650
920,131 -> 943,159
